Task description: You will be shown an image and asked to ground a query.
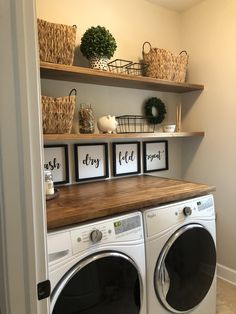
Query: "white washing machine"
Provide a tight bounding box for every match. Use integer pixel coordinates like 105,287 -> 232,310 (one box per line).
143,194 -> 216,314
48,211 -> 146,314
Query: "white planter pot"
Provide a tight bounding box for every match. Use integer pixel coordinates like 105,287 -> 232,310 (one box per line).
89,57 -> 109,71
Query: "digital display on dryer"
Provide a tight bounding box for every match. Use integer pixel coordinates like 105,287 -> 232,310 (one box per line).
114,215 -> 141,235
197,198 -> 213,211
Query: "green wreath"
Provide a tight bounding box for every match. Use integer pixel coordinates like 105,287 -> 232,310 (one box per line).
144,97 -> 167,124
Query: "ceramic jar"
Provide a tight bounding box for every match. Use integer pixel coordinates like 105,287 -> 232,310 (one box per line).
89,57 -> 109,71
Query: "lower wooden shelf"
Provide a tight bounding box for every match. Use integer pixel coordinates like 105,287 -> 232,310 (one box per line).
43,131 -> 204,142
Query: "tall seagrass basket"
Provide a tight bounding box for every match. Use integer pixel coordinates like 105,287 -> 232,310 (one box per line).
42,89 -> 77,134
37,19 -> 77,65
142,42 -> 189,83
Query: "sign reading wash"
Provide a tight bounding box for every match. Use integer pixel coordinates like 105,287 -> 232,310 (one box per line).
74,143 -> 109,181
112,142 -> 141,176
44,144 -> 69,185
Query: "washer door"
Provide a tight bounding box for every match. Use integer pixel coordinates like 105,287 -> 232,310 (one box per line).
51,251 -> 142,314
154,223 -> 216,313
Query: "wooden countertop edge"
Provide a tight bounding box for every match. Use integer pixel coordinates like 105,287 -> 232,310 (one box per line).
47,184 -> 215,230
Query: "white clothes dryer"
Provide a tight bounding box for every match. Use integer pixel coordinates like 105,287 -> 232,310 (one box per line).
143,194 -> 216,314
48,211 -> 146,314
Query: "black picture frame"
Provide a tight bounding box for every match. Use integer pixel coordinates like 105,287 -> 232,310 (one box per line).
143,140 -> 168,172
74,143 -> 109,182
44,144 -> 69,185
112,142 -> 141,177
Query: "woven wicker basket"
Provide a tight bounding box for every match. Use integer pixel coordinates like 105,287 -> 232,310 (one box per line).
37,19 -> 77,65
142,42 -> 189,82
42,89 -> 76,134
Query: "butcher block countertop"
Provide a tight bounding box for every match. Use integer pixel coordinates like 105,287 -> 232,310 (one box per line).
47,175 -> 215,230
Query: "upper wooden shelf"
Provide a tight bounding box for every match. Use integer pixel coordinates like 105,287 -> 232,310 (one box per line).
40,62 -> 204,93
43,131 -> 204,142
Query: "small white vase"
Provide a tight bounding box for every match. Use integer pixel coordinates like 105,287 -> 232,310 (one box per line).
89,57 -> 109,71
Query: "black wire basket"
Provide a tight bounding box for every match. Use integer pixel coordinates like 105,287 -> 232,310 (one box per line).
108,59 -> 148,76
108,59 -> 132,74
126,62 -> 148,76
116,115 -> 155,133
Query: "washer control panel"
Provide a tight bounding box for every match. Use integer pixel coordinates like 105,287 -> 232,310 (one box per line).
71,212 -> 143,254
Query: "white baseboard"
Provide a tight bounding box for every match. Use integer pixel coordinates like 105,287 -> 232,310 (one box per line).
217,263 -> 236,285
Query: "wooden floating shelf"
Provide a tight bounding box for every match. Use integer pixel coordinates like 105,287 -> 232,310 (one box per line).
43,132 -> 205,142
40,62 -> 204,93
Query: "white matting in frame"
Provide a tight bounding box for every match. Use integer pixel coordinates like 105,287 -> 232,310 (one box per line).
112,142 -> 141,176
143,140 -> 168,172
74,143 -> 109,181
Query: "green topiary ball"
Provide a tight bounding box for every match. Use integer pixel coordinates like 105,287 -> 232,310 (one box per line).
80,25 -> 117,60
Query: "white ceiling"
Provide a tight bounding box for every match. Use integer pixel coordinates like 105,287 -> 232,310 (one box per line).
147,0 -> 204,12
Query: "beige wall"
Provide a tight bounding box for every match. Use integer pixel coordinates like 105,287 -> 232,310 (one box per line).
37,0 -> 236,276
37,0 -> 236,274
181,0 -> 236,271
37,0 -> 184,181
37,0 -> 181,62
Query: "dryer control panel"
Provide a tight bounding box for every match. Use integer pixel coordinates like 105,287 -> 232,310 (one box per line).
144,194 -> 215,238
196,196 -> 214,211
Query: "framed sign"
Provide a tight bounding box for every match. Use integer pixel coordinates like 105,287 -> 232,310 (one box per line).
112,142 -> 141,176
74,143 -> 109,182
44,144 -> 69,185
143,140 -> 168,172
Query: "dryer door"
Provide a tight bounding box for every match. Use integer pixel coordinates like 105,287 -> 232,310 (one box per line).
154,223 -> 216,313
51,251 -> 142,314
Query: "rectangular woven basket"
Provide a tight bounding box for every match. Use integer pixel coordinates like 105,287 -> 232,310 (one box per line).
142,42 -> 189,83
37,19 -> 77,65
42,89 -> 76,134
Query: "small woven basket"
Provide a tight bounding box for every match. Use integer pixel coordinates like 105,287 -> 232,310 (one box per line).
42,89 -> 76,134
142,42 -> 189,82
37,19 -> 77,65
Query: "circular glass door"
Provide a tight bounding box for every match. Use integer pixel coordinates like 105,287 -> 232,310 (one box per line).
51,251 -> 142,314
154,223 -> 216,313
